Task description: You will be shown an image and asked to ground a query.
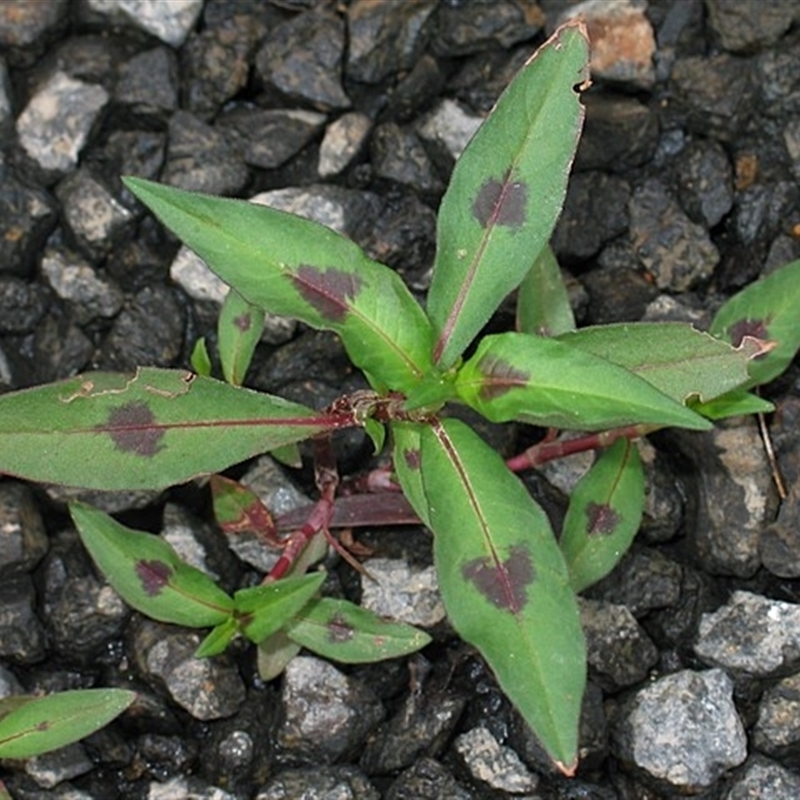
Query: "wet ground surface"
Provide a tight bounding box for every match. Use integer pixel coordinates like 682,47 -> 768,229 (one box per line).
2,0 -> 800,797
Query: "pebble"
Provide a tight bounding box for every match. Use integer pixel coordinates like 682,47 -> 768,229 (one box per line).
278,655 -> 385,763
724,755 -> 800,799
695,591 -> 800,678
318,111 -> 372,178
752,672 -> 800,758
612,668 -> 747,791
454,726 -> 538,794
16,71 -> 109,178
86,0 -> 203,47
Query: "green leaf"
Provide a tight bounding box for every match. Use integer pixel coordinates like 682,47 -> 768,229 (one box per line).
710,258 -> 800,387
0,689 -> 135,759
210,474 -> 278,542
0,368 -> 332,490
234,573 -> 326,644
516,244 -> 576,337
123,177 -> 435,393
455,332 -> 711,431
190,337 -> 213,377
391,421 -> 429,526
558,322 -> 758,404
270,442 -> 303,469
218,288 -> 265,386
364,418 -> 386,455
196,616 -> 238,658
689,388 -> 774,420
256,630 -> 301,681
427,21 -> 589,368
419,418 -> 585,771
71,502 -> 234,628
559,439 -> 645,592
284,597 -> 431,663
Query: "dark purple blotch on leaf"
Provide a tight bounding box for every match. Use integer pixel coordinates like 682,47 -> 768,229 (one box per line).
472,176 -> 528,229
585,502 -> 620,536
136,559 -> 173,596
327,613 -> 354,643
477,355 -> 530,401
233,313 -> 252,332
462,543 -> 535,614
291,265 -> 363,322
103,401 -> 164,457
404,447 -> 421,470
728,318 -> 770,351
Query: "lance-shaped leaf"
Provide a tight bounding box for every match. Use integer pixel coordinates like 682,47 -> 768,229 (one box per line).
72,502 -> 234,628
196,617 -> 238,658
427,21 -> 589,368
257,631 -> 301,681
284,597 -> 431,663
455,333 -> 711,431
0,689 -> 136,760
558,323 -> 761,405
420,418 -> 585,772
234,573 -> 325,644
391,421 -> 429,526
123,177 -> 434,393
218,288 -> 265,386
710,258 -> 800,388
559,439 -> 645,593
689,388 -> 774,421
0,368 -> 332,490
516,244 -> 576,337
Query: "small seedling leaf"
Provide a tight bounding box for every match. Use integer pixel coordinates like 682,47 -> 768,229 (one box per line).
516,244 -> 576,337
455,332 -> 711,431
257,631 -> 302,681
71,502 -> 234,628
190,337 -> 212,377
428,21 -> 589,368
284,597 -> 431,662
218,288 -> 266,386
419,418 -> 585,772
269,442 -> 303,469
123,177 -> 434,394
209,474 -> 280,544
559,439 -> 645,592
0,689 -> 135,759
0,368 -> 332,490
196,616 -> 238,658
710,258 -> 800,387
689,388 -> 775,420
234,573 -> 326,644
558,322 -> 757,404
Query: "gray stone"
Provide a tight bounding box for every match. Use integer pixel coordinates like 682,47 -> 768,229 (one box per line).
371,123 -> 443,194
147,775 -> 238,800
434,0 -> 544,56
216,107 -> 326,170
360,558 -> 444,628
95,284 -> 185,371
135,620 -> 246,720
580,598 -> 659,690
629,178 -> 719,291
706,0 -> 800,54
557,0 -> 656,89
278,655 -> 385,763
41,246 -> 124,323
0,0 -> 68,57
318,111 -> 372,178
116,46 -> 179,120
24,742 -> 94,789
0,57 -> 12,136
256,766 -> 380,800
386,758 -> 474,800
0,482 -> 48,579
54,169 -> 135,259
695,591 -> 800,677
454,726 -> 538,794
346,0 -> 437,84
612,668 -> 747,790
753,672 -> 800,758
255,9 -> 350,111
0,574 -> 47,663
416,98 -> 483,161
86,0 -> 202,47
16,71 -> 109,177
42,529 -> 129,661
0,275 -> 50,334
675,138 -> 735,227
724,755 -> 800,799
